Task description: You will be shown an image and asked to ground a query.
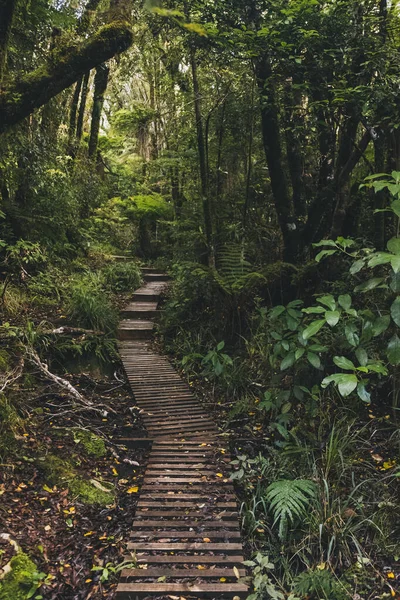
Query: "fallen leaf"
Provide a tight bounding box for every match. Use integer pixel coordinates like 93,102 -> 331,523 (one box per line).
387,572 -> 395,579
216,473 -> 223,478
233,566 -> 240,579
220,577 -> 226,582
127,486 -> 139,494
203,538 -> 211,543
84,531 -> 95,537
197,565 -> 206,570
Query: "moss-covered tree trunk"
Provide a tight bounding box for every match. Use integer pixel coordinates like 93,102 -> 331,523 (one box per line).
88,63 -> 109,158
76,71 -> 91,142
0,21 -> 133,134
0,0 -> 18,85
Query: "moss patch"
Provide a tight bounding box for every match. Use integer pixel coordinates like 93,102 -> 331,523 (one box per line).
37,454 -> 114,505
0,553 -> 38,600
0,396 -> 22,456
73,429 -> 106,458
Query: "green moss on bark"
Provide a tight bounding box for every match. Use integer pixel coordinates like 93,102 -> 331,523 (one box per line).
0,553 -> 37,600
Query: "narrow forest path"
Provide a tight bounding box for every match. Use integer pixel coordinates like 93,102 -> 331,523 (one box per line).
115,269 -> 249,599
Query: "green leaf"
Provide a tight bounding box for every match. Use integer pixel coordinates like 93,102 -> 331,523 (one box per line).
281,352 -> 296,371
345,323 -> 359,347
270,305 -> 286,319
338,374 -> 358,397
350,259 -> 365,274
372,314 -> 390,336
391,255 -> 400,274
387,237 -> 400,254
295,348 -> 305,360
333,356 -> 355,370
357,382 -> 371,403
313,239 -> 337,247
325,310 -> 340,326
307,352 -> 321,369
217,341 -> 225,351
368,252 -> 393,268
390,271 -> 400,292
302,319 -> 325,340
387,334 -> 400,365
315,249 -> 336,262
317,295 -> 336,311
391,199 -> 400,217
355,347 -> 368,366
302,306 -> 325,314
338,294 -> 352,310
354,277 -> 386,292
391,297 -> 400,326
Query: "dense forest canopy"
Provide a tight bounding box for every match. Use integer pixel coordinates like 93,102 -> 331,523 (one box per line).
0,0 -> 400,599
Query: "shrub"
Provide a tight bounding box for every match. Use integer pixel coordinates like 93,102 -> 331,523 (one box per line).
102,261 -> 141,292
66,273 -> 118,333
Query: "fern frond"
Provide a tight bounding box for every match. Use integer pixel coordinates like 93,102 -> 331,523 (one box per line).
266,479 -> 317,540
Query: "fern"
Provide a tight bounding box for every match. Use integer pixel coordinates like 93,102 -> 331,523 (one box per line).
266,479 -> 317,540
211,243 -> 265,296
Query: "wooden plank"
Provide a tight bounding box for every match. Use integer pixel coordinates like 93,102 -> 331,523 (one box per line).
116,583 -> 248,597
126,542 -> 243,551
120,567 -> 246,578
129,531 -> 242,539
133,555 -> 245,564
132,520 -> 239,528
135,511 -> 239,519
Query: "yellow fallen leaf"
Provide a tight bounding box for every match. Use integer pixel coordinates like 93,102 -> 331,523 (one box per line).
197,565 -> 206,570
203,537 -> 211,543
85,579 -> 92,583
112,467 -> 118,476
216,473 -> 223,478
317,562 -> 326,570
387,572 -> 395,579
382,460 -> 396,470
84,531 -> 95,537
220,577 -> 227,582
127,486 -> 139,493
44,525 -> 51,531
233,566 -> 240,579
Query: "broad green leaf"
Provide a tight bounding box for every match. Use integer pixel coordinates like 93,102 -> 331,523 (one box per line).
295,348 -> 305,360
313,239 -> 338,247
338,294 -> 352,310
391,199 -> 400,217
357,382 -> 371,403
336,237 -> 355,249
372,314 -> 390,336
354,277 -> 386,292
350,259 -> 365,275
302,306 -> 325,314
338,374 -> 358,397
387,237 -> 400,255
387,334 -> 400,365
355,347 -> 368,366
368,253 -> 392,268
317,295 -> 336,311
280,352 -> 296,371
333,356 -> 355,370
391,297 -> 400,327
366,362 -> 388,375
392,255 -> 400,274
302,319 -> 325,340
307,352 -> 321,369
345,323 -> 359,347
325,310 -> 340,326
390,270 -> 400,292
308,344 -> 328,352
217,341 -> 225,351
315,249 -> 336,262
270,305 -> 286,319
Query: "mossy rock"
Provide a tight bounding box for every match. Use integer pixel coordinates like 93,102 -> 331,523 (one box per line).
0,553 -> 38,600
73,429 -> 106,458
37,454 -> 114,505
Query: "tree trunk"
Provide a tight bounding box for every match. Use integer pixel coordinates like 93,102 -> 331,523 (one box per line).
255,54 -> 298,262
189,44 -> 213,264
284,78 -> 306,218
0,0 -> 18,86
67,76 -> 83,154
76,71 -> 90,142
88,63 -> 109,158
0,21 -> 132,134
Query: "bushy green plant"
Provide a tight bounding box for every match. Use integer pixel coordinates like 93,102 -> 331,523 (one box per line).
102,261 -> 141,292
66,273 -> 118,333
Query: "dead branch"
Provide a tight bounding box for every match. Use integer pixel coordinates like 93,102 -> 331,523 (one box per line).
0,356 -> 24,393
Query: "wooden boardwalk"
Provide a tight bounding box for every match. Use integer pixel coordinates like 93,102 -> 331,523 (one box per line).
116,270 -> 248,600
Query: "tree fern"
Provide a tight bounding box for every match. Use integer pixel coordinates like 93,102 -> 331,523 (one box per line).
213,243 -> 265,296
266,479 -> 317,540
